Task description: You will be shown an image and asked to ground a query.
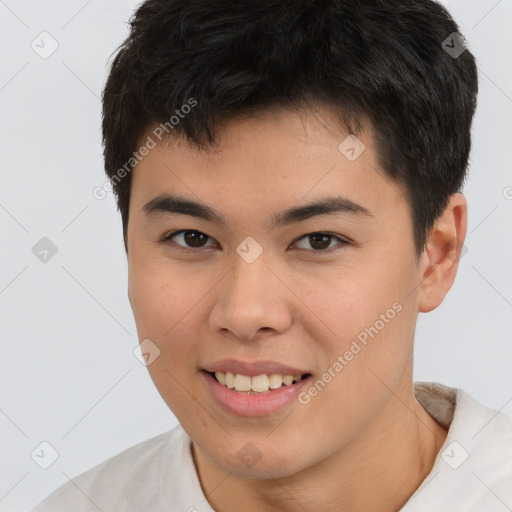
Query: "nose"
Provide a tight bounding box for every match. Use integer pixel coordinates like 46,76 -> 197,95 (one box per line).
209,255 -> 293,342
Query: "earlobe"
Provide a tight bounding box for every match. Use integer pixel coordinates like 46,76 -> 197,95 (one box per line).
417,192 -> 468,313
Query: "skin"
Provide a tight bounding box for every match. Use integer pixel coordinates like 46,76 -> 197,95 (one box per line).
126,104 -> 466,512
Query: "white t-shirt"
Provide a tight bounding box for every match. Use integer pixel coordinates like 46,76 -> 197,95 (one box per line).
32,382 -> 512,511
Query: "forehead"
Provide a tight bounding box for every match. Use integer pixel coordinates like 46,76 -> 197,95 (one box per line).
130,106 -> 407,227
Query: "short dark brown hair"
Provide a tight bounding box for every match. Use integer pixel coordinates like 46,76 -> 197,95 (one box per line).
101,0 -> 478,257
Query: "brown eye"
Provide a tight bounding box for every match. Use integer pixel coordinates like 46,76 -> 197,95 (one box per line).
162,230 -> 215,249
294,232 -> 349,253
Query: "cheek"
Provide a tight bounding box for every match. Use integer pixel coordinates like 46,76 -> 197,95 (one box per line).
128,264 -> 205,417
129,260 -> 199,338
298,268 -> 406,351
297,265 -> 416,404
128,261 -> 217,386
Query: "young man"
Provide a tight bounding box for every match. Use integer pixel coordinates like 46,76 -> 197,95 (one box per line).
33,0 -> 511,510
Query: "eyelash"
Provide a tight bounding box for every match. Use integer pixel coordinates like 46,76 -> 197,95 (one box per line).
160,230 -> 351,255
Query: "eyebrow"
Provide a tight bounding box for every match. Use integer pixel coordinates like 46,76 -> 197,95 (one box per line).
142,193 -> 373,229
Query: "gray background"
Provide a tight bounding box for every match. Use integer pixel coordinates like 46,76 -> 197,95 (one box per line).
1,0 -> 511,510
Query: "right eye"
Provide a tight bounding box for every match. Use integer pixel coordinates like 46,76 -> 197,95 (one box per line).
160,230 -> 217,251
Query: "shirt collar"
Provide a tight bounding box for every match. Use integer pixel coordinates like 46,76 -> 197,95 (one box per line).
403,381 -> 512,510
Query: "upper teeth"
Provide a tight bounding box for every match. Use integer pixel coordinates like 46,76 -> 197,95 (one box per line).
214,371 -> 304,392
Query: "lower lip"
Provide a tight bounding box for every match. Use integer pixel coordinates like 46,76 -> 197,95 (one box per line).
201,371 -> 312,418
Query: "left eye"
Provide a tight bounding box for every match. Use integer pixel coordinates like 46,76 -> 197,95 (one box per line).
294,232 -> 349,252
161,230 -> 349,253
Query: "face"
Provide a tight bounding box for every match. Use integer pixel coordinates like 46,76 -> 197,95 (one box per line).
127,105 -> 424,478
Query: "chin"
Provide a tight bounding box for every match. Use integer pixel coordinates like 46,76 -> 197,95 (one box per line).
206,442 -> 309,480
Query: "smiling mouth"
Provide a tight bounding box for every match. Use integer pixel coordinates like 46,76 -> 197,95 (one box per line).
206,370 -> 311,394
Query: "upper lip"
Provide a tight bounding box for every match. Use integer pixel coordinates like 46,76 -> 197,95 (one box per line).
203,359 -> 310,377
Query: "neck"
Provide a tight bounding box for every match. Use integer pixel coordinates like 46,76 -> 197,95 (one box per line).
192,380 -> 448,512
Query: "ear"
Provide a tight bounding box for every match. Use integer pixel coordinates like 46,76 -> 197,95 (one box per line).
417,192 -> 467,313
